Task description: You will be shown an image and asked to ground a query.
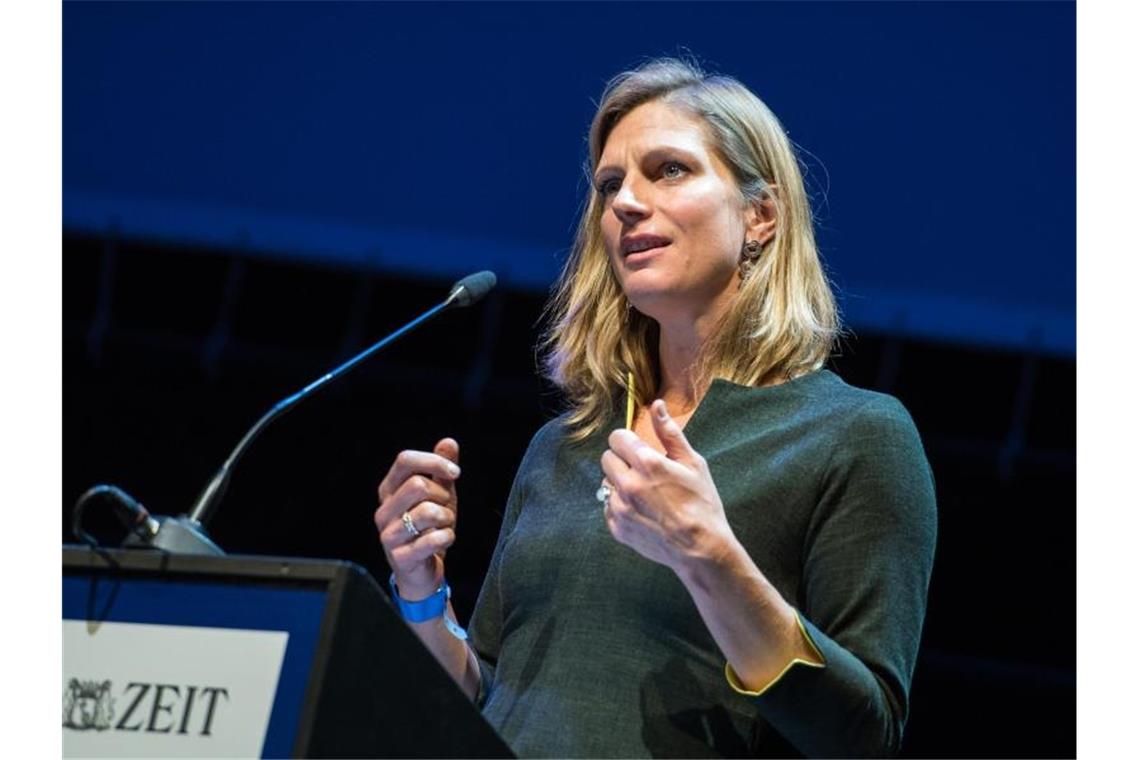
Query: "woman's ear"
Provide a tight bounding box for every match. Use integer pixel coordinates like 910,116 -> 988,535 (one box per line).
745,185 -> 779,245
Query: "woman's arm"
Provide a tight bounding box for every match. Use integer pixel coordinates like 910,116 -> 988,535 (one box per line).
601,397 -> 936,757
671,536 -> 824,694
400,603 -> 483,699
375,438 -> 481,701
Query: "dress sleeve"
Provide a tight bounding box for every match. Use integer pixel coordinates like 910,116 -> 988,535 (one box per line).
751,395 -> 937,757
466,426 -> 542,708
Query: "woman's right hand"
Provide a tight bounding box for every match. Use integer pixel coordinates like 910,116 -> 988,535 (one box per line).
375,438 -> 461,600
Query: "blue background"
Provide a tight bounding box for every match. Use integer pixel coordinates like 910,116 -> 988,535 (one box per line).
63,1 -> 1075,354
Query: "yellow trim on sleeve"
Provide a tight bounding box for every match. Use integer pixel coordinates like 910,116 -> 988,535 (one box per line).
724,610 -> 827,697
794,608 -> 826,664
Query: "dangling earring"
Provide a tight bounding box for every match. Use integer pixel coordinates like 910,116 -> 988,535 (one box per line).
739,239 -> 763,281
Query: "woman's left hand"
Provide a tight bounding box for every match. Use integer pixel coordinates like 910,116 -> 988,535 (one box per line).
600,399 -> 734,572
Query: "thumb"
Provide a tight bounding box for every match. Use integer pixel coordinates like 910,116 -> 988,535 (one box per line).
432,438 -> 461,498
434,437 -> 460,466
649,400 -> 697,465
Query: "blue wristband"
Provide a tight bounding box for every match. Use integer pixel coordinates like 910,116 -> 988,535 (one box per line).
388,573 -> 450,622
387,574 -> 468,640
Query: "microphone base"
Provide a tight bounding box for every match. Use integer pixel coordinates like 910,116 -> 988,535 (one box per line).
122,515 -> 225,556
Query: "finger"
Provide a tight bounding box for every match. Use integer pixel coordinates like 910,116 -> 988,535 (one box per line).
407,500 -> 457,533
600,449 -> 633,486
602,450 -> 662,520
389,528 -> 457,567
375,474 -> 454,531
602,449 -> 651,514
379,511 -> 414,552
607,428 -> 662,474
431,438 -> 461,513
602,487 -> 656,544
378,448 -> 461,500
602,497 -> 623,544
379,501 -> 456,549
602,483 -> 628,544
433,437 -> 460,467
648,400 -> 700,467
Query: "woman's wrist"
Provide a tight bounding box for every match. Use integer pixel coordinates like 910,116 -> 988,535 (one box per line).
389,573 -> 469,640
674,530 -> 800,639
671,528 -> 746,591
673,531 -> 813,690
391,565 -> 445,601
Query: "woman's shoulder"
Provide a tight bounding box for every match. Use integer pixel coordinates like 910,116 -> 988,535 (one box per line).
708,369 -> 920,437
802,374 -> 933,497
515,411 -> 577,469
789,371 -> 926,457
814,371 -> 917,428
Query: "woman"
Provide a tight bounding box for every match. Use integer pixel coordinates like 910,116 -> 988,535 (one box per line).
374,58 -> 936,758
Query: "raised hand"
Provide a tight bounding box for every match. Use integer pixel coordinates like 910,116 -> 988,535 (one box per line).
600,400 -> 734,572
375,438 -> 461,599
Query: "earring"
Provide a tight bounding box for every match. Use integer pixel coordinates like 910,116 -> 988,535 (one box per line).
739,239 -> 763,280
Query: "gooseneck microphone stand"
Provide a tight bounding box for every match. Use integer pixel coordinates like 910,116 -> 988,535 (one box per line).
80,271 -> 498,556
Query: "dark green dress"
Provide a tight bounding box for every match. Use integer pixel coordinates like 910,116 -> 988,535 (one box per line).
469,370 -> 937,757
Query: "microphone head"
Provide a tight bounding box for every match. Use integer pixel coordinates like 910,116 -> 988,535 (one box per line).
447,270 -> 497,308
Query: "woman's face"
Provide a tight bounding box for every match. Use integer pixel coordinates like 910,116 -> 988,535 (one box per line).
595,100 -> 765,327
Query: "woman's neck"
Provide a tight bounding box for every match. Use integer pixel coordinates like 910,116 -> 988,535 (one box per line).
655,309 -> 723,415
649,271 -> 744,411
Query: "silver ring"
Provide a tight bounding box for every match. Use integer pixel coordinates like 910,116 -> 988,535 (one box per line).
402,511 -> 421,538
595,483 -> 612,505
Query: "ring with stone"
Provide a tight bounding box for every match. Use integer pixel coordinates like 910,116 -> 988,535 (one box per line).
402,511 -> 422,538
595,482 -> 612,505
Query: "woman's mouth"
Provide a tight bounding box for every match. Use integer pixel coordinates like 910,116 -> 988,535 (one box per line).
621,234 -> 672,260
624,244 -> 668,265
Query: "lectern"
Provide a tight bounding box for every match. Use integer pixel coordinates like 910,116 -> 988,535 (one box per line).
62,546 -> 513,758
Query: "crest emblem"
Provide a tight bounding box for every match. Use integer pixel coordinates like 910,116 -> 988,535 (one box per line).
63,678 -> 115,731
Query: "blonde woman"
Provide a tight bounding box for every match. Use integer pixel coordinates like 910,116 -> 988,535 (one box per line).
374,58 -> 936,757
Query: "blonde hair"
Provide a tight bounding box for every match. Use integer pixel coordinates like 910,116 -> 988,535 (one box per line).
541,57 -> 838,440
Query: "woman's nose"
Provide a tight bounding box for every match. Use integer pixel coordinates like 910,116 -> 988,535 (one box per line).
612,179 -> 650,224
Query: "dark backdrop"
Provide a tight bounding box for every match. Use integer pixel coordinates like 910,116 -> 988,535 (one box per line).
63,2 -> 1075,757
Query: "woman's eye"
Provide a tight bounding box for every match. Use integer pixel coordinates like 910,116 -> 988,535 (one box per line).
662,162 -> 687,180
597,178 -> 621,197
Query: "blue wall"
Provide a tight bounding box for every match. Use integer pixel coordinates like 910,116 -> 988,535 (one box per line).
64,1 -> 1075,354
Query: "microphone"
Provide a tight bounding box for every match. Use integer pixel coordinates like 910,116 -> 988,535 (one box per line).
118,270 -> 497,555
447,270 -> 496,308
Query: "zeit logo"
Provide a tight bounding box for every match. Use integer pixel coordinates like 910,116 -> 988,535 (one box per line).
63,678 -> 229,736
